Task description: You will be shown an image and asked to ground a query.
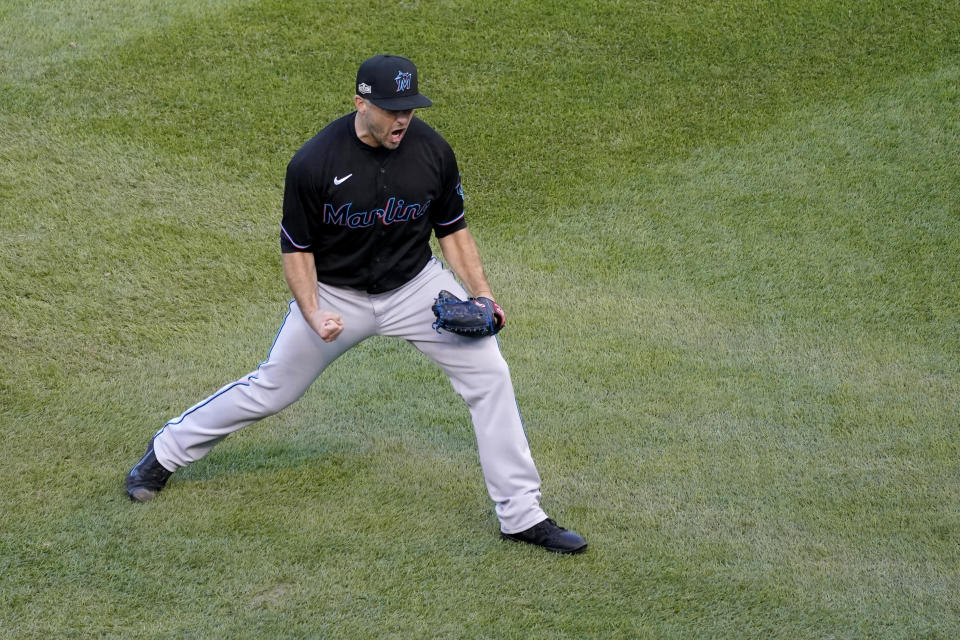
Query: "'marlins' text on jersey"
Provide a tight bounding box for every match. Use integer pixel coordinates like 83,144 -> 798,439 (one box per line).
324,197 -> 430,229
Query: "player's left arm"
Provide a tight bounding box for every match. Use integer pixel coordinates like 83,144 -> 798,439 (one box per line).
437,227 -> 493,299
437,228 -> 505,328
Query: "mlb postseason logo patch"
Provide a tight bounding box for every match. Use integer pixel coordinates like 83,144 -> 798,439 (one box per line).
394,71 -> 412,92
358,82 -> 372,95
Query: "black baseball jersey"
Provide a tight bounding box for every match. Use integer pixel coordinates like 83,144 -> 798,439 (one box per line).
281,112 -> 467,293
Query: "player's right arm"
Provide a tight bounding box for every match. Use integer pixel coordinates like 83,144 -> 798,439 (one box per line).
280,140 -> 343,343
282,251 -> 343,342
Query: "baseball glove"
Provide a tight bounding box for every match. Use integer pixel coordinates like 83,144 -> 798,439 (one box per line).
431,290 -> 505,338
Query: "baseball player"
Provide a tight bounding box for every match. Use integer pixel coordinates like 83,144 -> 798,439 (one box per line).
125,55 -> 587,554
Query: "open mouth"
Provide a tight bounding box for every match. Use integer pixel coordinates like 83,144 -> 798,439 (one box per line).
390,127 -> 405,143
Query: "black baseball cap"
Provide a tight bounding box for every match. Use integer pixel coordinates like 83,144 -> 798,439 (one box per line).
356,54 -> 433,110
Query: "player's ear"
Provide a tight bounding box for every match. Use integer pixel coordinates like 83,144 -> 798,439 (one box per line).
354,95 -> 366,112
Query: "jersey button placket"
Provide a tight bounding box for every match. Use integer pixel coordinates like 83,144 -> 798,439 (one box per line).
371,161 -> 388,289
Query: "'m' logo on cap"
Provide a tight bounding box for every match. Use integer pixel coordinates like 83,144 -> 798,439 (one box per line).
394,71 -> 412,93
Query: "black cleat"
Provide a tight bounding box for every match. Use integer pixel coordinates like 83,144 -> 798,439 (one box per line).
501,518 -> 588,554
125,440 -> 173,503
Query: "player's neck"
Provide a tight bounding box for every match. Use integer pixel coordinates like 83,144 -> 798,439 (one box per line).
353,111 -> 381,148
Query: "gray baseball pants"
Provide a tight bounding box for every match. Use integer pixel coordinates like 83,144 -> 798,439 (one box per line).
152,258 -> 546,534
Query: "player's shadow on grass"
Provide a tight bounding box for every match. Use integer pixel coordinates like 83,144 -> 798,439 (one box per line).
172,435 -> 374,485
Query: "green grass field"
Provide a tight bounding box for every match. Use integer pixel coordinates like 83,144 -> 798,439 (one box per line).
2,1 -> 958,637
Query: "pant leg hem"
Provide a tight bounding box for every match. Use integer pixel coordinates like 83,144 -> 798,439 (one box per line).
500,510 -> 549,535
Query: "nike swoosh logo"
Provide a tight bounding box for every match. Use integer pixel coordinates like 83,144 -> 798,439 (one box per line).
333,174 -> 353,186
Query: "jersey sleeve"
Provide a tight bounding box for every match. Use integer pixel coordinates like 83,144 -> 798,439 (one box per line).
430,145 -> 468,238
280,155 -> 317,253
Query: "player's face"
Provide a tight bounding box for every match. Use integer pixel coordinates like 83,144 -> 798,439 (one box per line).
354,98 -> 414,150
